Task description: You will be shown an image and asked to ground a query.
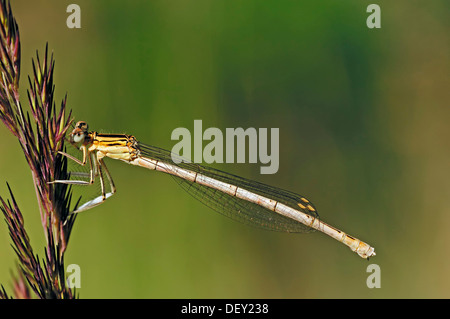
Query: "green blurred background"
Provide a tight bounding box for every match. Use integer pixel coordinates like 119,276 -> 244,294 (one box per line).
0,0 -> 449,298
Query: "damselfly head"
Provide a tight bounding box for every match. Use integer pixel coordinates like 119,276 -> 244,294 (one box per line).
75,121 -> 88,132
69,121 -> 89,144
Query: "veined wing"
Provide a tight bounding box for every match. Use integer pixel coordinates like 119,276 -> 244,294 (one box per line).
137,143 -> 319,233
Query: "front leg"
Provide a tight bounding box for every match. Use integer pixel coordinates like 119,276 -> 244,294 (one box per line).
58,144 -> 88,166
49,146 -> 96,185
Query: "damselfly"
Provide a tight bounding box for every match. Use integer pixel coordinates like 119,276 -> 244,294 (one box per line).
50,121 -> 376,259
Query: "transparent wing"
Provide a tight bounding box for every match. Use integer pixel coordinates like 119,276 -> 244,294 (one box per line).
137,143 -> 319,233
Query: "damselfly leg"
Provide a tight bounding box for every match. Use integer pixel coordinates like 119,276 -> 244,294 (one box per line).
49,146 -> 116,214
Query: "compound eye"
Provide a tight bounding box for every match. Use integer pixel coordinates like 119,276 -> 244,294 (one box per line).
72,131 -> 85,143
